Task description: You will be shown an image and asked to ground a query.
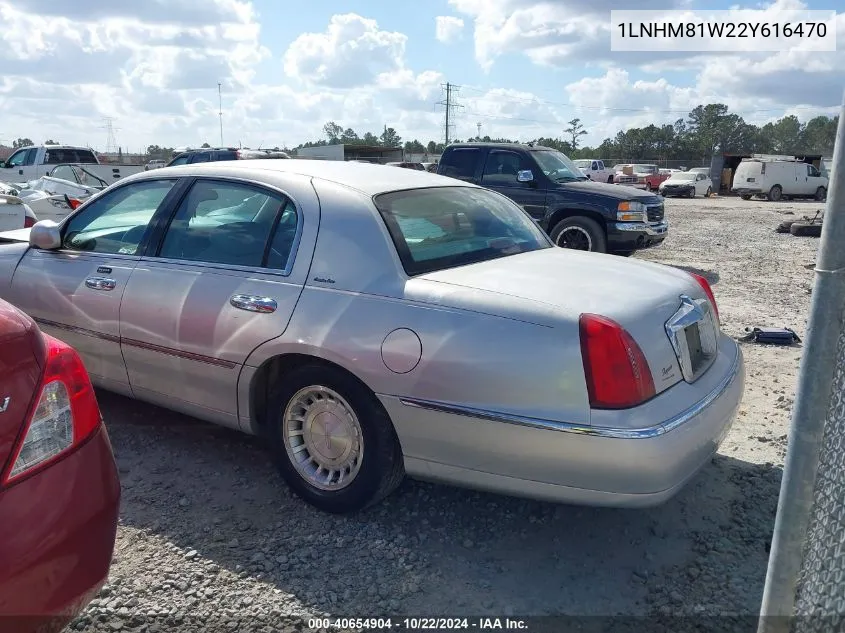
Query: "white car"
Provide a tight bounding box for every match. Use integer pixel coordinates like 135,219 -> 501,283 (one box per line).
659,172 -> 714,198
574,159 -> 614,183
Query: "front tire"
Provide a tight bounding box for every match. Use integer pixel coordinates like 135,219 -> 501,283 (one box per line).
607,175 -> 614,184
265,364 -> 404,513
768,185 -> 783,202
549,216 -> 607,253
815,187 -> 827,202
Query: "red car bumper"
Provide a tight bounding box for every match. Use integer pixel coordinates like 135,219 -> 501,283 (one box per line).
0,423 -> 120,633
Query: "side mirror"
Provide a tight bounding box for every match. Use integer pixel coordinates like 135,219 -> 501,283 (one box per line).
517,170 -> 534,183
29,220 -> 62,250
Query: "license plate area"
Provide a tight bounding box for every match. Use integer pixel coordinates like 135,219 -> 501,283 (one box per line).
665,296 -> 719,383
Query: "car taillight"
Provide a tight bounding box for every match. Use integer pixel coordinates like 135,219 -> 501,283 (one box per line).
689,273 -> 719,322
579,313 -> 656,410
24,215 -> 36,228
1,334 -> 101,486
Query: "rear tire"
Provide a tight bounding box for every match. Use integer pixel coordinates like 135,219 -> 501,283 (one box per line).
705,186 -> 712,197
740,195 -> 752,200
549,216 -> 607,253
265,364 -> 404,513
767,185 -> 783,202
815,187 -> 827,202
607,175 -> 614,184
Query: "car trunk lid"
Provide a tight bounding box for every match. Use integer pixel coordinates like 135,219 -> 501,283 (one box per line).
0,303 -> 46,474
413,248 -> 718,394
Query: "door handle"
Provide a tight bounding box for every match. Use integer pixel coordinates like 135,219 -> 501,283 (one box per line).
230,294 -> 277,313
85,277 -> 116,291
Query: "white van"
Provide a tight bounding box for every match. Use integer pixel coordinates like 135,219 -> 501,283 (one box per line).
732,158 -> 828,202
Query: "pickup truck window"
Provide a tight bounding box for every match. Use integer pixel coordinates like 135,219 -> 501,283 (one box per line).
439,149 -> 481,181
6,149 -> 36,167
481,150 -> 532,187
531,150 -> 585,182
75,149 -> 98,163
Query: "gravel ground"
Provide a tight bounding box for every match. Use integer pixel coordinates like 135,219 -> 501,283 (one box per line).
68,194 -> 824,633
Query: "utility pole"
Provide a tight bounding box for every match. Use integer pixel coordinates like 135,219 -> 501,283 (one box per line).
477,122 -> 482,139
218,82 -> 224,147
757,89 -> 845,633
437,82 -> 462,146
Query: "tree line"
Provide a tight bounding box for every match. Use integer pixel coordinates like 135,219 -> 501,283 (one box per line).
7,103 -> 838,162
303,104 -> 839,162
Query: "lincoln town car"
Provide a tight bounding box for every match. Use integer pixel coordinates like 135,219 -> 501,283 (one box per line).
0,160 -> 744,513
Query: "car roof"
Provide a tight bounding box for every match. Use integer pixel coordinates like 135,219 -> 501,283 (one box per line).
144,159 -> 474,196
446,142 -> 557,152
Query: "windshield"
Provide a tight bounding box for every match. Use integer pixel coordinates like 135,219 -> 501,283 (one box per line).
374,186 -> 552,276
670,173 -> 696,181
633,164 -> 657,174
531,150 -> 586,181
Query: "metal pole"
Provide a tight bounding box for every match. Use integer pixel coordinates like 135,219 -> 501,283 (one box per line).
757,91 -> 845,633
218,83 -> 224,147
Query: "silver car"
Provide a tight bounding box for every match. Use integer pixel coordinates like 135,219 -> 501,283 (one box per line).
0,160 -> 745,514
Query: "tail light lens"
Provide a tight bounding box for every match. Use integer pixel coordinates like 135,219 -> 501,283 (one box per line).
689,273 -> 719,322
24,215 -> 36,228
2,334 -> 101,485
579,313 -> 656,409
64,195 -> 82,210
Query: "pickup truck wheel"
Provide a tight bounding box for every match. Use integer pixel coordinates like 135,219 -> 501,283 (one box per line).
550,216 -> 607,253
265,364 -> 405,514
815,187 -> 827,202
767,185 -> 783,202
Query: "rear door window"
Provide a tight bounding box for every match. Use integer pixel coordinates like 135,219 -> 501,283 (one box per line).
439,149 -> 482,182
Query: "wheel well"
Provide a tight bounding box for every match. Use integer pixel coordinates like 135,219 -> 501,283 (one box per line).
250,353 -> 379,434
547,208 -> 607,234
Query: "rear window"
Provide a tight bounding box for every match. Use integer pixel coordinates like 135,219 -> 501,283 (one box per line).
374,186 -> 551,276
439,149 -> 482,181
74,149 -> 98,163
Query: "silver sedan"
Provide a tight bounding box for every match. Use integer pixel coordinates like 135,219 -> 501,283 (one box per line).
0,160 -> 745,513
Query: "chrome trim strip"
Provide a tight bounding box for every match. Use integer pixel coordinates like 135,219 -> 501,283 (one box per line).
397,343 -> 741,440
615,221 -> 668,235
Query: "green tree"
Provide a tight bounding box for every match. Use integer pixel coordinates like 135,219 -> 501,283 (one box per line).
564,118 -> 587,151
45,139 -> 59,145
380,126 -> 402,147
13,137 -> 34,148
340,128 -> 360,144
362,131 -> 380,145
323,121 -> 343,144
201,142 -> 211,148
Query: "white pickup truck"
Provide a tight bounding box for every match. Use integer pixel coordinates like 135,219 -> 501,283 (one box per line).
0,144 -> 145,185
573,158 -> 615,183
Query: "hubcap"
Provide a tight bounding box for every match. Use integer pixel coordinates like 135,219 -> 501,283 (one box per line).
557,226 -> 592,251
283,386 -> 363,491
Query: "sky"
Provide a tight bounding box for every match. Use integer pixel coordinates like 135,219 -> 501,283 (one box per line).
0,0 -> 842,152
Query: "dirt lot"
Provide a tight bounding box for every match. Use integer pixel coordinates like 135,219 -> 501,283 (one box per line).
69,194 -> 825,633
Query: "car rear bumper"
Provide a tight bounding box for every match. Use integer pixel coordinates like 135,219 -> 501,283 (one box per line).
607,220 -> 668,252
383,337 -> 744,507
0,424 -> 120,633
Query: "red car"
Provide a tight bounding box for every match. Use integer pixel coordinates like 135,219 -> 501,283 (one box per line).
0,299 -> 120,633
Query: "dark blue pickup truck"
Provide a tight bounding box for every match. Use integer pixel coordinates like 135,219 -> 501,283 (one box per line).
437,143 -> 668,256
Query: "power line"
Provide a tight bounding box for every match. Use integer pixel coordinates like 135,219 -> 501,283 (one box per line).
436,82 -> 464,145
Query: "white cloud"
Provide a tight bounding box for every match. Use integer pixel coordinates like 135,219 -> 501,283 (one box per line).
283,13 -> 407,88
435,16 -> 465,43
